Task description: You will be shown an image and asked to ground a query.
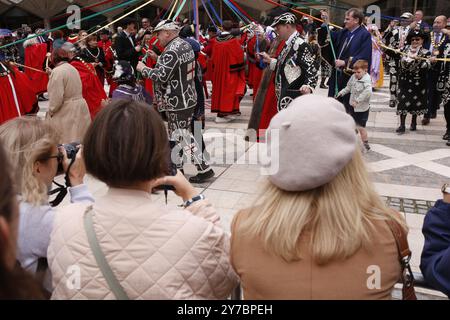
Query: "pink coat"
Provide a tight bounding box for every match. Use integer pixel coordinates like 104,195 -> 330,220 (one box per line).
48,188 -> 238,299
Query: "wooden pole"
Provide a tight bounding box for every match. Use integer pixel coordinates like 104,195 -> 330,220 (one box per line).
220,0 -> 223,22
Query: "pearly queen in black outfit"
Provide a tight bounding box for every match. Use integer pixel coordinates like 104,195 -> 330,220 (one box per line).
268,13 -> 318,111
393,46 -> 431,116
385,29 -> 431,133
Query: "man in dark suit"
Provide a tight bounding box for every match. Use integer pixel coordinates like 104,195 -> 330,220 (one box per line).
321,8 -> 372,113
115,18 -> 141,70
423,15 -> 450,126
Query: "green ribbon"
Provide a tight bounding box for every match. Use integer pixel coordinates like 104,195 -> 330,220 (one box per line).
0,0 -> 141,50
173,0 -> 188,20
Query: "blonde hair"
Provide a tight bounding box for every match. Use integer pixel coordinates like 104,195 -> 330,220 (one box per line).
237,149 -> 406,265
0,117 -> 59,206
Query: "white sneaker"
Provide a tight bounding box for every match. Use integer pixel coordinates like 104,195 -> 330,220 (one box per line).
215,116 -> 233,123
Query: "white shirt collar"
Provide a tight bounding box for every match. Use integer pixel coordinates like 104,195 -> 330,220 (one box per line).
286,31 -> 299,46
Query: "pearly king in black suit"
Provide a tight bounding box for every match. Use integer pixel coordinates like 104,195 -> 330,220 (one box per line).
269,13 -> 318,111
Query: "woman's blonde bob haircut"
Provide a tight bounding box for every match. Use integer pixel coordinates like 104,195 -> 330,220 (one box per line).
0,117 -> 59,206
236,148 -> 407,265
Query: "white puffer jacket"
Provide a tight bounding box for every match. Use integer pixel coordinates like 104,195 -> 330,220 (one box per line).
48,188 -> 238,300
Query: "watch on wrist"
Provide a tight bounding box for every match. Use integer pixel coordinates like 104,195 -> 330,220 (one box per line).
441,183 -> 450,194
184,194 -> 205,208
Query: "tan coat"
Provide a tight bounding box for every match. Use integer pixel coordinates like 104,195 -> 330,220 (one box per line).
48,188 -> 238,299
231,210 -> 402,300
47,62 -> 91,143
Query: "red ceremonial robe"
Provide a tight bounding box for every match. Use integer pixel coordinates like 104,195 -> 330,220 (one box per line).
98,40 -> 112,54
257,40 -> 286,141
211,36 -> 246,115
24,43 -> 49,95
70,59 -> 107,119
203,37 -> 216,82
0,63 -> 37,124
246,36 -> 257,90
104,47 -> 118,98
143,37 -> 164,99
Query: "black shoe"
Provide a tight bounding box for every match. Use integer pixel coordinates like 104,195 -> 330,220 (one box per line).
430,113 -> 437,119
189,169 -> 215,184
363,141 -> 371,151
320,84 -> 328,89
447,140 -> 450,147
410,123 -> 417,131
396,126 -> 406,134
443,132 -> 449,140
422,118 -> 430,125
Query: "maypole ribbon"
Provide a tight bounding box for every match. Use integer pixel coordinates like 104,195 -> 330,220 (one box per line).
168,0 -> 180,19
77,0 -> 158,44
263,0 -> 342,29
152,0 -> 174,24
173,0 -> 188,20
228,0 -> 255,22
0,0 -> 141,50
207,0 -> 223,25
264,0 -> 450,63
294,0 -> 407,23
223,0 -> 250,24
12,0 -> 118,33
161,0 -> 176,20
200,0 -> 219,30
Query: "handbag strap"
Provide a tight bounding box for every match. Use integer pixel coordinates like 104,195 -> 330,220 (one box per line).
83,205 -> 129,300
385,212 -> 417,300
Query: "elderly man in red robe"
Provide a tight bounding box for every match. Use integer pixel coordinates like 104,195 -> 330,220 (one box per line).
58,43 -> 107,119
23,35 -> 49,97
211,21 -> 246,123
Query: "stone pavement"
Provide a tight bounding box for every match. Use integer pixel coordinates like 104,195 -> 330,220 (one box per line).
39,73 -> 449,298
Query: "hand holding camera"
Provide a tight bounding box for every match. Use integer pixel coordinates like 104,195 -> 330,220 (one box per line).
153,171 -> 197,202
58,144 -> 86,187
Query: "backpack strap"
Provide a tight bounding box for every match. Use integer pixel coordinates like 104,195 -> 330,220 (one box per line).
83,205 -> 129,300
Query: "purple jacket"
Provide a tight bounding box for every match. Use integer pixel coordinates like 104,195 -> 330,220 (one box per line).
112,84 -> 153,105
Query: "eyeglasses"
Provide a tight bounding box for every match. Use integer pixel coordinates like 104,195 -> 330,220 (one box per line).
43,152 -> 64,163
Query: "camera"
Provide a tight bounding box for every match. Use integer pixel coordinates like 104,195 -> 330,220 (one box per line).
57,142 -> 80,174
155,140 -> 178,191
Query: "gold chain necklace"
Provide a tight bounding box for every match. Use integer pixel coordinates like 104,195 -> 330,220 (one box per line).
431,32 -> 446,56
75,57 -> 97,76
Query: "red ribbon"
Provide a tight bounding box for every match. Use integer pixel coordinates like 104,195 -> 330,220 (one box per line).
228,0 -> 255,22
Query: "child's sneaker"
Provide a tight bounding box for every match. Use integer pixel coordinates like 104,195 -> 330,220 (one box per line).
363,141 -> 371,151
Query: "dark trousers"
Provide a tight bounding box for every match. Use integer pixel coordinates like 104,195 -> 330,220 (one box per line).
167,108 -> 210,173
445,101 -> 450,133
425,70 -> 441,119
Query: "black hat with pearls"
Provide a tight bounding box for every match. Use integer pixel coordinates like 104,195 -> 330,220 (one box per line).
271,13 -> 297,28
